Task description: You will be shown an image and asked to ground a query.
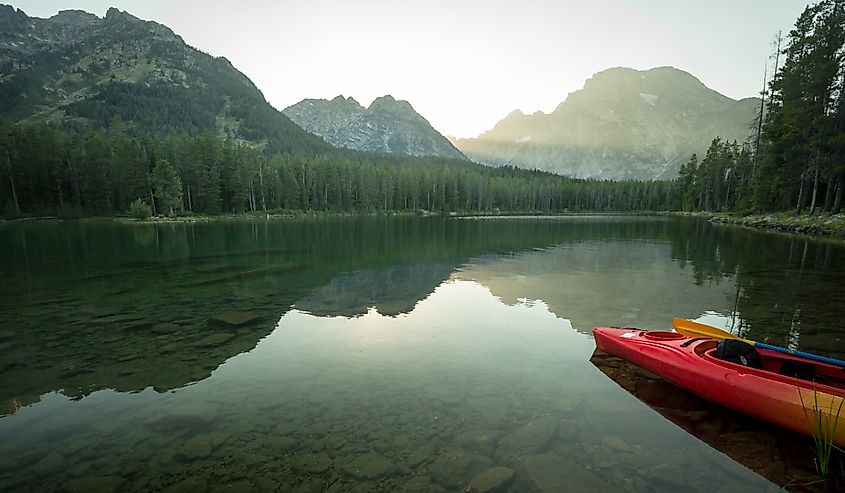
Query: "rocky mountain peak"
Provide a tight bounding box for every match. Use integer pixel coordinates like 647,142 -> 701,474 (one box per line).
0,4 -> 24,20
330,95 -> 364,110
369,95 -> 416,115
104,7 -> 133,21
49,9 -> 99,27
0,4 -> 30,35
283,95 -> 465,159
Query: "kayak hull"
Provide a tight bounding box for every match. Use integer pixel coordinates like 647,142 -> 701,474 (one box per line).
593,327 -> 845,447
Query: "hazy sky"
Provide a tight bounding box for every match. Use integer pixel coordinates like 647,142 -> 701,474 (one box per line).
11,0 -> 809,138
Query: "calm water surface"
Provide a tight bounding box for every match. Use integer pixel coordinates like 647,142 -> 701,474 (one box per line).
1,216 -> 843,492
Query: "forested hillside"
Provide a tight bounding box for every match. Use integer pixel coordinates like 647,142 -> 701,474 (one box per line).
0,6 -> 330,155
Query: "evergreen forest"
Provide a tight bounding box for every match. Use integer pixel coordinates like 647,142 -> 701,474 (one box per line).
0,120 -> 672,218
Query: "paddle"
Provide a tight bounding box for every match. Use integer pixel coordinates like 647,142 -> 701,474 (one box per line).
672,318 -> 845,368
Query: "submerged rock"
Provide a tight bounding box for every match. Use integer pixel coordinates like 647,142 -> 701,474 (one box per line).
193,333 -> 236,347
291,478 -> 324,493
208,311 -> 260,329
522,453 -> 615,492
273,420 -> 299,435
601,435 -> 635,453
405,443 -> 436,467
497,416 -> 558,457
582,443 -> 619,470
428,448 -> 493,489
399,474 -> 432,493
162,476 -> 208,493
207,479 -> 254,492
262,435 -> 298,452
466,466 -> 514,492
122,320 -> 154,332
338,451 -> 395,479
176,434 -> 215,460
467,396 -> 509,422
63,475 -> 126,492
638,462 -> 694,491
453,429 -> 499,455
426,385 -> 466,405
296,452 -> 333,473
152,323 -> 181,334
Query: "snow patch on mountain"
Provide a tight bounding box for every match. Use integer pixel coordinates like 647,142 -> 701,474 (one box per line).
639,93 -> 658,106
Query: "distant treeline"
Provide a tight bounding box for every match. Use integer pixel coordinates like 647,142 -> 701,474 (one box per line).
676,0 -> 845,215
0,120 -> 673,218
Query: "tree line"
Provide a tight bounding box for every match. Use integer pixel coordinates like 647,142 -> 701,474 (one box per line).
674,0 -> 845,214
0,120 -> 673,218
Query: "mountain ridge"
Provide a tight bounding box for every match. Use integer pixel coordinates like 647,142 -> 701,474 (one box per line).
283,94 -> 466,160
0,5 -> 331,155
455,66 -> 759,180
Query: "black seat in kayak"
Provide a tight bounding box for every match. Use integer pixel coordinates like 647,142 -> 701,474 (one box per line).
715,339 -> 762,369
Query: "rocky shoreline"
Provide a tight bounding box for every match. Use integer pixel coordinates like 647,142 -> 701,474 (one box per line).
10,211 -> 845,240
685,212 -> 845,239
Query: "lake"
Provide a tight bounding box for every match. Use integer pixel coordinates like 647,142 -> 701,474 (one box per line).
1,215 -> 843,492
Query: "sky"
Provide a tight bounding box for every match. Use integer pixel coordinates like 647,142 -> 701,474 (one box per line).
10,0 -> 810,138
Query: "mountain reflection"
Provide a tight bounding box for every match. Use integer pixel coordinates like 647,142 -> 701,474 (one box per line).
296,263 -> 455,317
453,241 -> 737,334
2,215 -> 844,416
3,216 -> 658,414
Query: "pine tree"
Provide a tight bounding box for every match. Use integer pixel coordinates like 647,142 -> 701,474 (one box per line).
151,159 -> 183,216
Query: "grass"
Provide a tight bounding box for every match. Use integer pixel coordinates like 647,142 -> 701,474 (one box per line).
799,385 -> 845,478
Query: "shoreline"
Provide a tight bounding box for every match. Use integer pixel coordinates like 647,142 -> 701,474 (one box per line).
5,210 -> 845,239
1,210 -> 666,225
0,210 -> 420,225
674,211 -> 845,239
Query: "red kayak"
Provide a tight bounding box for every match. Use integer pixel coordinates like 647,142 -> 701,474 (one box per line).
593,327 -> 845,446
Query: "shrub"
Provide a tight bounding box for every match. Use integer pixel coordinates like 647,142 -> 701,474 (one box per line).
128,198 -> 152,220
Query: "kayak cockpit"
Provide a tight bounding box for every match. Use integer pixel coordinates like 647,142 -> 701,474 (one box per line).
697,344 -> 845,394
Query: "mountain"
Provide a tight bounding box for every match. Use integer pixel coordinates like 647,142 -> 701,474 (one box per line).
454,67 -> 760,180
0,5 -> 330,154
296,263 -> 456,318
283,95 -> 466,159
